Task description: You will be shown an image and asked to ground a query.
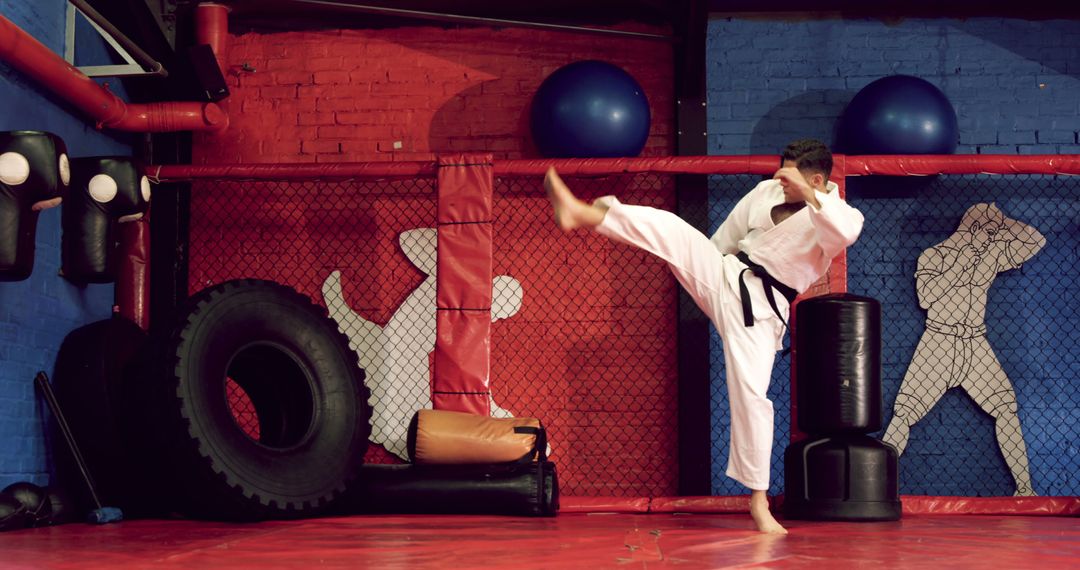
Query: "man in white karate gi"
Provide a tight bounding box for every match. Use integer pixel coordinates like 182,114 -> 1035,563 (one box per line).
544,139 -> 864,533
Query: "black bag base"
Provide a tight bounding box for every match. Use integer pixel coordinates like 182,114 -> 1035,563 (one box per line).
783,498 -> 902,522
343,461 -> 558,517
784,434 -> 901,522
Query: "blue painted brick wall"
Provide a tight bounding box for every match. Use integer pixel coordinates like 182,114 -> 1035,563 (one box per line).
0,0 -> 135,489
845,175 -> 1079,497
706,17 -> 1080,155
706,17 -> 1080,496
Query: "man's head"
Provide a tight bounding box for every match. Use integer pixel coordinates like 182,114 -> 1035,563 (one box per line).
959,202 -> 1005,251
780,139 -> 833,191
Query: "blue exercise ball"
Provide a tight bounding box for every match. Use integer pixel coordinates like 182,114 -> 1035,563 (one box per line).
837,75 -> 958,154
530,61 -> 651,158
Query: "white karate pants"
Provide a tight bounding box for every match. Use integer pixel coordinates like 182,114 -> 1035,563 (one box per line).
595,197 -> 783,491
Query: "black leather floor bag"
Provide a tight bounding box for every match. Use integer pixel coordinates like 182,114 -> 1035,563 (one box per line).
345,461 -> 558,517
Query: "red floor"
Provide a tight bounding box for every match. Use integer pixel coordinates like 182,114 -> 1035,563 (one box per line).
0,513 -> 1076,569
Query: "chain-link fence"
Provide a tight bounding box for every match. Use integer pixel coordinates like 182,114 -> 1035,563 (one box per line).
180,160 -> 1078,500
492,173 -> 679,497
190,177 -> 438,465
847,174 -> 1079,497
188,172 -> 683,495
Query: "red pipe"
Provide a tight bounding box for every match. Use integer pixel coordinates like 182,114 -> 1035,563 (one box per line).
150,161 -> 439,181
0,13 -> 227,132
194,3 -> 230,76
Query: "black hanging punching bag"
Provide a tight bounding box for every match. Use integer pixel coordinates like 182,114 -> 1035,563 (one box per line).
795,293 -> 882,434
0,131 -> 69,281
62,157 -> 150,283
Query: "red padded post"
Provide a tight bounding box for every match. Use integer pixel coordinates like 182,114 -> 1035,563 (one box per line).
117,216 -> 151,331
433,154 -> 494,414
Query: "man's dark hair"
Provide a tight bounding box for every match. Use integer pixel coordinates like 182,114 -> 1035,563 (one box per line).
781,139 -> 832,179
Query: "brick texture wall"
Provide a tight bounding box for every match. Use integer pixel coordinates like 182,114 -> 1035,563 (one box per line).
706,17 -> 1080,155
190,23 -> 677,495
195,25 -> 672,163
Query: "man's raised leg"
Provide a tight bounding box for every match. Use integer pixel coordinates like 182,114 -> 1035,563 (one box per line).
544,167 -> 607,230
545,165 -> 784,533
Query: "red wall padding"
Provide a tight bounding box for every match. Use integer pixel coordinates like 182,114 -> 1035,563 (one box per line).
434,154 -> 494,414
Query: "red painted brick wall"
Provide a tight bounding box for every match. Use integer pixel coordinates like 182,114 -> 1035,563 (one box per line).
190,23 -> 676,495
195,24 -> 673,163
491,176 -> 679,496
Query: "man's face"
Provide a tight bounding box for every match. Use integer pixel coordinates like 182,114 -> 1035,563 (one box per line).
962,203 -> 1005,251
968,219 -> 1001,251
780,160 -> 825,203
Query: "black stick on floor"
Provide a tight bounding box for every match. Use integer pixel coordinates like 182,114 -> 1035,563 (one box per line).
34,371 -> 123,524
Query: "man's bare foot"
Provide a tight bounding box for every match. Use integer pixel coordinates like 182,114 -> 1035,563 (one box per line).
543,166 -> 603,231
750,493 -> 788,534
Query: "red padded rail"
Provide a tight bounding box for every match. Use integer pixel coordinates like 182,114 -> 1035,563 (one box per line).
845,154 -> 1080,176
495,155 -> 782,176
560,495 -> 1080,515
151,155 -> 1080,182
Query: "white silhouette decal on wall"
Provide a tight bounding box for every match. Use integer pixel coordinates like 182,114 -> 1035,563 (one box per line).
883,203 -> 1045,496
322,227 -> 524,460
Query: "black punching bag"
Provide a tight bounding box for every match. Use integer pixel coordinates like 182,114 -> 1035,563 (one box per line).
795,293 -> 881,434
62,157 -> 150,283
0,131 -> 69,280
786,293 -> 900,522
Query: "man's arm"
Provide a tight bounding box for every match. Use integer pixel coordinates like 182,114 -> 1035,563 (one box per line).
805,189 -> 865,260
773,166 -> 864,258
1000,216 -> 1046,269
915,245 -> 974,309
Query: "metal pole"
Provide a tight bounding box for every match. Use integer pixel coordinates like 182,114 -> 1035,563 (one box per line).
674,0 -> 712,496
284,0 -> 676,42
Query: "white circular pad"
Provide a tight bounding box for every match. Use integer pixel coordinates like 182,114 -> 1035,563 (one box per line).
0,152 -> 31,186
58,153 -> 70,186
88,174 -> 118,204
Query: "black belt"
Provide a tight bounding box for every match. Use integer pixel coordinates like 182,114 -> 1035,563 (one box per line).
736,251 -> 798,330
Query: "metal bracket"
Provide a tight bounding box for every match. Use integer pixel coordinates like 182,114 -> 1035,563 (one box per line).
65,2 -> 164,78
